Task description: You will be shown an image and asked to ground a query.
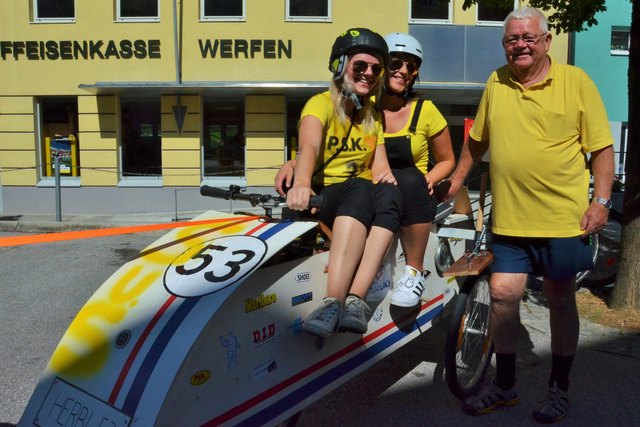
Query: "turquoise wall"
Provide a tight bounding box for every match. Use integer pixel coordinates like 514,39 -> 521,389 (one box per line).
574,0 -> 631,122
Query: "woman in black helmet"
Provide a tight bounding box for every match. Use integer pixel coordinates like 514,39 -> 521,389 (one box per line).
284,28 -> 401,339
381,32 -> 455,308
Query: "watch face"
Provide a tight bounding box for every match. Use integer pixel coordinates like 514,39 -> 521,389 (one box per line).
596,197 -> 612,209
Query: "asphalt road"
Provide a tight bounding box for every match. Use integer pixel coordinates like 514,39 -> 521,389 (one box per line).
1,229 -> 639,427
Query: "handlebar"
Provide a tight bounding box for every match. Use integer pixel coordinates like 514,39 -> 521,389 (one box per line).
200,185 -> 323,209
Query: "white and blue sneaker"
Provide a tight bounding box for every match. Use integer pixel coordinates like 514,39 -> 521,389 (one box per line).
390,266 -> 425,307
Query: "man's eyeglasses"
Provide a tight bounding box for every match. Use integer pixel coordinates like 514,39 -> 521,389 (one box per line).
351,60 -> 384,77
503,33 -> 548,48
388,57 -> 419,76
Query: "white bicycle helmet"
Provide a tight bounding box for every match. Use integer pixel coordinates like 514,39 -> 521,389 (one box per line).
384,32 -> 423,66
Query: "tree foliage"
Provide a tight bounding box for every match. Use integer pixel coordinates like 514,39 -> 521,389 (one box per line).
461,0 -> 607,34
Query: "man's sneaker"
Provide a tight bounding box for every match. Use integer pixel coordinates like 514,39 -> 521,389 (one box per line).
532,383 -> 570,423
462,380 -> 519,416
302,297 -> 342,338
339,295 -> 372,334
390,266 -> 425,307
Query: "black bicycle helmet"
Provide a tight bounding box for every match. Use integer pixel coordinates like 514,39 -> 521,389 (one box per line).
328,28 -> 389,81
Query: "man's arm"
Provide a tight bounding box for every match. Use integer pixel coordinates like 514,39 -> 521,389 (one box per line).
580,145 -> 615,235
445,136 -> 490,201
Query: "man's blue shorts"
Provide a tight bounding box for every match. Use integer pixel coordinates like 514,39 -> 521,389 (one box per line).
491,234 -> 594,281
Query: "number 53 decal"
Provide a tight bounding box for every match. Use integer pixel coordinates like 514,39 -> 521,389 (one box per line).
164,236 -> 267,297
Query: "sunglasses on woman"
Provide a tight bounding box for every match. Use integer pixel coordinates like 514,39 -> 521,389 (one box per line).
388,57 -> 419,76
351,60 -> 384,77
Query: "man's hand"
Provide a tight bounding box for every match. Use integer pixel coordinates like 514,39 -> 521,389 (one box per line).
580,202 -> 609,236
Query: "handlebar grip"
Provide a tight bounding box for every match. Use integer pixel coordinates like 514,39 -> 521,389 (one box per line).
200,185 -> 232,199
308,195 -> 324,209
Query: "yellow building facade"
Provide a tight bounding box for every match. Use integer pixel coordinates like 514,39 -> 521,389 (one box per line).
0,1 -> 568,214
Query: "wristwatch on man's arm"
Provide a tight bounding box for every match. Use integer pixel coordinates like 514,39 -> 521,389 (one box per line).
592,196 -> 612,210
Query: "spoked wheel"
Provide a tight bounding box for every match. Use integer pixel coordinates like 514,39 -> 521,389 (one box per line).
445,272 -> 493,399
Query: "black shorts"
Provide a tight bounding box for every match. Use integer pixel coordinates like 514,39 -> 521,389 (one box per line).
315,178 -> 401,232
393,167 -> 437,226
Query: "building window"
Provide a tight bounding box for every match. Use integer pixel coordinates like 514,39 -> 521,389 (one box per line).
286,0 -> 331,22
611,26 -> 630,55
409,0 -> 452,24
39,97 -> 79,178
120,98 -> 162,177
201,0 -> 245,21
117,0 -> 159,22
477,0 -> 516,26
203,99 -> 245,178
33,0 -> 75,22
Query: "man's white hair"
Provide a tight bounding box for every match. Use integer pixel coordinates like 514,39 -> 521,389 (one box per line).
504,7 -> 549,34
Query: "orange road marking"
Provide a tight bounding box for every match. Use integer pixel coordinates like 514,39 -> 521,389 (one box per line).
0,216 -> 260,247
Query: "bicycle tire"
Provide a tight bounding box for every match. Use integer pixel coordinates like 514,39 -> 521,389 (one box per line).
575,232 -> 599,286
445,272 -> 493,399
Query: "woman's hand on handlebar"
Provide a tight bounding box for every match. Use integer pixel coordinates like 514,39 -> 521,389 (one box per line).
286,185 -> 316,212
275,160 -> 296,196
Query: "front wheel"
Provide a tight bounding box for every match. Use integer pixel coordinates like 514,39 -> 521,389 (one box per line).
445,273 -> 493,399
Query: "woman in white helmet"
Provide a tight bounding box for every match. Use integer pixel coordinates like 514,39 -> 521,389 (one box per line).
380,32 -> 455,307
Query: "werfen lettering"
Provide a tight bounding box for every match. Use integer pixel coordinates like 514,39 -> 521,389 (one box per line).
0,39 -> 161,60
199,39 -> 291,59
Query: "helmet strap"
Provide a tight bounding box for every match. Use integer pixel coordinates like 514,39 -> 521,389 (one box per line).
340,89 -> 363,110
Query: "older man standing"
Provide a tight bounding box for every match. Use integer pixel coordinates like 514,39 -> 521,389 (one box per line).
446,6 -> 614,424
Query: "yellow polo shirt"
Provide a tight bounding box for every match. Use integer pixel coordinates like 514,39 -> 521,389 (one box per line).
301,91 -> 385,187
470,58 -> 613,237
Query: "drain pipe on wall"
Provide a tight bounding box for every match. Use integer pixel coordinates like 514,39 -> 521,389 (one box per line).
172,0 -> 187,134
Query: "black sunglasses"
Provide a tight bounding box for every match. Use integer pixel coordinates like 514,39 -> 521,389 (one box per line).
388,57 -> 419,76
351,60 -> 384,77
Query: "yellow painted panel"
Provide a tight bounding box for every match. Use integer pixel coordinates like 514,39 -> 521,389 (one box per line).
162,114 -> 201,134
162,171 -> 201,187
0,97 -> 34,114
246,169 -> 277,187
453,1 -> 477,25
162,150 -> 201,168
163,136 -> 201,150
245,150 -> 283,169
161,95 -> 201,114
0,133 -> 37,150
246,95 -> 284,113
79,113 -> 117,133
79,96 -> 117,115
81,168 -> 118,186
0,169 -> 38,186
78,133 -> 117,150
0,150 -> 37,168
0,114 -> 34,132
246,114 -> 285,132
80,150 -> 119,168
246,136 -> 285,150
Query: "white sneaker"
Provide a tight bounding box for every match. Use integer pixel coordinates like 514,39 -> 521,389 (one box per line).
390,266 -> 425,307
